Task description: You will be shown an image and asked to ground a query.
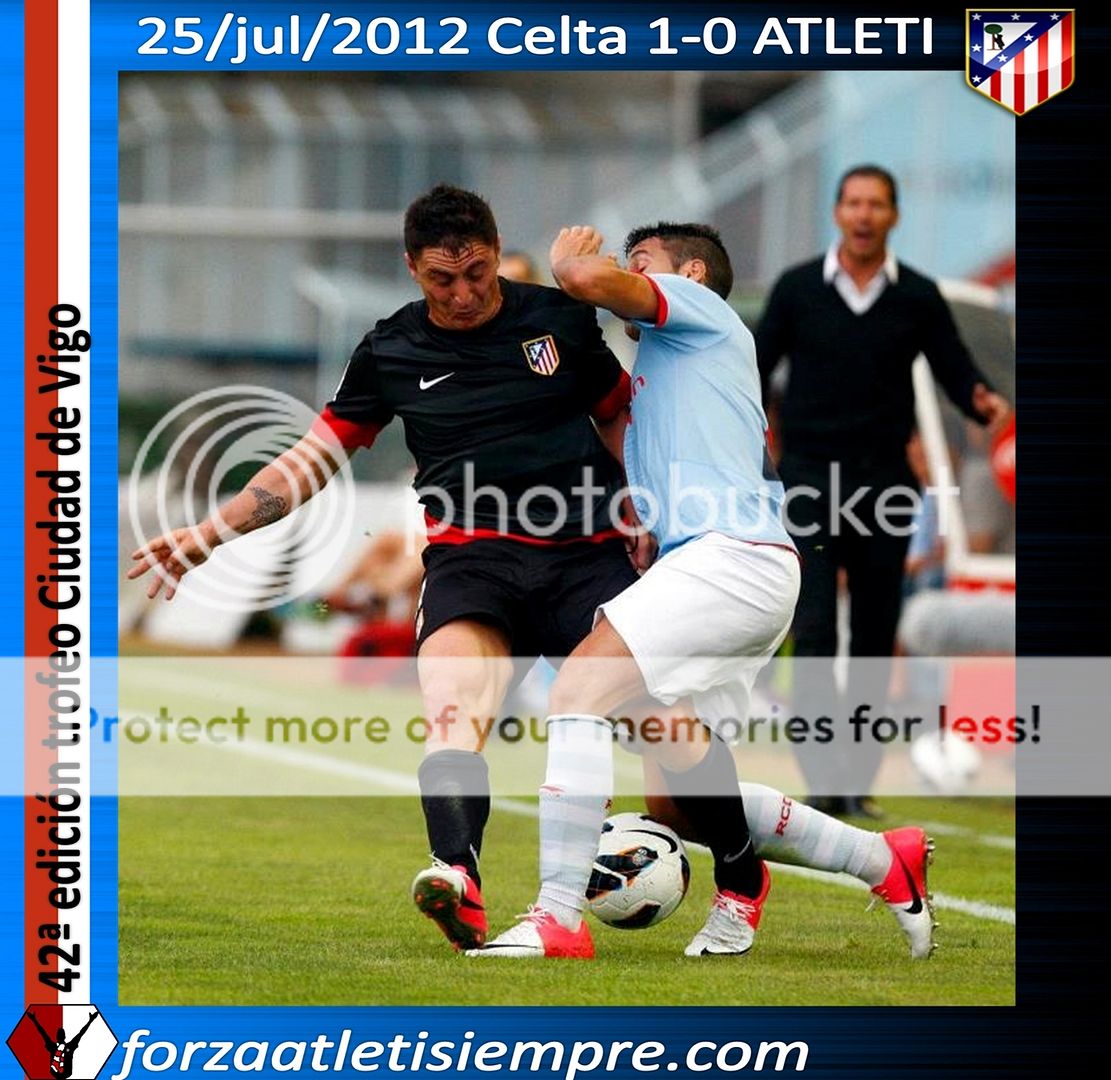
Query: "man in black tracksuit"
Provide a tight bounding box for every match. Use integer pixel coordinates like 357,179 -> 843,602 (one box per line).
755,164 -> 1010,816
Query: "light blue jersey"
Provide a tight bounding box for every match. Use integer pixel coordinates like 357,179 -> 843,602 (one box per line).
626,273 -> 794,557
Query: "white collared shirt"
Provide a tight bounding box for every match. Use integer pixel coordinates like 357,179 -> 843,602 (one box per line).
823,243 -> 899,315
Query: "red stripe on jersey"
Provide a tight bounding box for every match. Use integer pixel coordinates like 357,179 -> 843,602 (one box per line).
642,273 -> 669,328
590,370 -> 631,423
312,406 -> 383,450
425,512 -> 625,548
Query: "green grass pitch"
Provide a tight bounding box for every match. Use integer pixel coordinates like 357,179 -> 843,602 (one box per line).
119,794 -> 1014,1006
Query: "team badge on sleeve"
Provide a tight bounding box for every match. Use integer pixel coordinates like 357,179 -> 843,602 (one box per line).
522,335 -> 561,376
966,10 -> 1074,115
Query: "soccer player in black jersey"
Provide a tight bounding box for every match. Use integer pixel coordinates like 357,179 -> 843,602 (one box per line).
130,184 -> 640,952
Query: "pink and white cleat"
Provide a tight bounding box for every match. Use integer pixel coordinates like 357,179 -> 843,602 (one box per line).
685,861 -> 771,957
411,858 -> 488,951
466,906 -> 594,959
869,827 -> 937,959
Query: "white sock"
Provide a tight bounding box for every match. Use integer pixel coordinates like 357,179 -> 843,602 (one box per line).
739,782 -> 892,886
537,715 -> 613,930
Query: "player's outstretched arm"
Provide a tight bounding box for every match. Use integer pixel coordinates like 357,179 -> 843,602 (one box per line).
128,431 -> 347,601
549,226 -> 659,321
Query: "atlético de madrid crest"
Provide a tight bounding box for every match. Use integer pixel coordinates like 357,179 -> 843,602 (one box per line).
522,335 -> 560,376
967,10 -> 1074,115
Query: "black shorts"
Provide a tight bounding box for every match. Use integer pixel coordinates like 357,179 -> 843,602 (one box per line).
415,537 -> 639,658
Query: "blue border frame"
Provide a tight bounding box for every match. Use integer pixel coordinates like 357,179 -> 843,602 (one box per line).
0,0 -> 25,1028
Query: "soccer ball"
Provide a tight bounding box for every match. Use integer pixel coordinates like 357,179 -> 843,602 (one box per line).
586,812 -> 690,929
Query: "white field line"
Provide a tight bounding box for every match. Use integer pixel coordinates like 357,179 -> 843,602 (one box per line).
919,820 -> 1016,851
122,664 -> 1017,923
119,667 -> 1023,806
200,732 -> 1017,927
117,666 -> 647,779
715,858 -> 1016,925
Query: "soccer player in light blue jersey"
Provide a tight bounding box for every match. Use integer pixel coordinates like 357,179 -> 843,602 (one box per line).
470,223 -> 934,961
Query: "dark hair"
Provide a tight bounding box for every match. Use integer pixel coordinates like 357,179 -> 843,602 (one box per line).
835,164 -> 898,208
623,222 -> 734,299
403,184 -> 498,258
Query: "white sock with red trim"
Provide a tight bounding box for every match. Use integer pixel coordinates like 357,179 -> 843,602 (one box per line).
739,782 -> 891,886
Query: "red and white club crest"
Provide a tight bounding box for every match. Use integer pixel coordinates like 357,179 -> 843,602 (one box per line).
967,10 -> 1075,116
521,335 -> 561,376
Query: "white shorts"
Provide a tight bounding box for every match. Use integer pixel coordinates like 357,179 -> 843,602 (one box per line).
597,533 -> 800,728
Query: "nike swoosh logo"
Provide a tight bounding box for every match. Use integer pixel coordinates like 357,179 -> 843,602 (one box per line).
419,372 -> 455,390
722,840 -> 753,865
897,854 -> 924,914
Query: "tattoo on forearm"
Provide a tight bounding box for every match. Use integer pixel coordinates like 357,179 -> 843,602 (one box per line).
247,486 -> 288,529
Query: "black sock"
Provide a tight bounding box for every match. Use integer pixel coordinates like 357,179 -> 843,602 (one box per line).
660,733 -> 762,898
418,750 -> 490,885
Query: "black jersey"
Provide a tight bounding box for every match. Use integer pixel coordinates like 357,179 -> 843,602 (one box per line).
320,280 -> 629,541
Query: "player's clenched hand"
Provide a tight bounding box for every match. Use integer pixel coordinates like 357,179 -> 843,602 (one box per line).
549,226 -> 604,269
128,524 -> 215,601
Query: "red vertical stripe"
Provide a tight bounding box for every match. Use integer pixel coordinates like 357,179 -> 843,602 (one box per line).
25,0 -> 60,1007
990,70 -> 1001,102
1013,43 -> 1025,114
9,1004 -> 64,1076
1038,31 -> 1049,104
1061,13 -> 1073,88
